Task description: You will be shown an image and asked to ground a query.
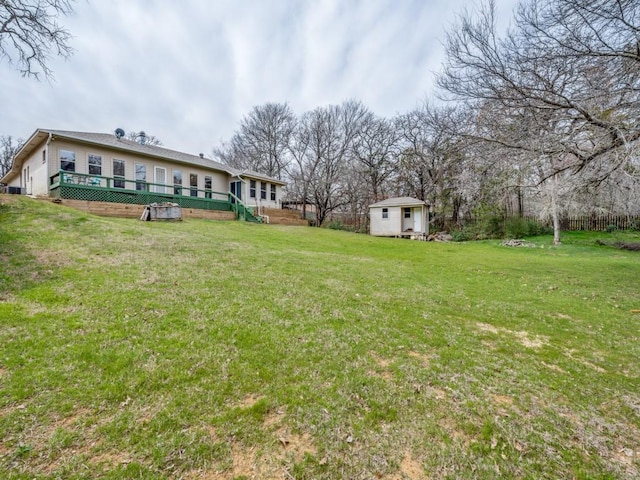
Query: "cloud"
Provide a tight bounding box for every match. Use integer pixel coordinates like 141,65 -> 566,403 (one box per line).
0,0 -> 519,154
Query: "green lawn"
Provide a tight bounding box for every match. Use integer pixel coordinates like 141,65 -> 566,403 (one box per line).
1,195 -> 639,479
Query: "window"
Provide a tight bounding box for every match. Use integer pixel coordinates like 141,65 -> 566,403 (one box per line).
60,150 -> 75,172
190,173 -> 198,197
135,163 -> 147,191
173,170 -> 182,195
113,159 -> 125,188
154,166 -> 167,194
88,154 -> 102,175
260,181 -> 267,200
382,208 -> 389,219
204,176 -> 212,199
270,184 -> 276,201
250,180 -> 256,198
404,207 -> 411,218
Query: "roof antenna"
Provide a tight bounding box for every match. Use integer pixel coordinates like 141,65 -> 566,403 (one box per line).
114,128 -> 125,139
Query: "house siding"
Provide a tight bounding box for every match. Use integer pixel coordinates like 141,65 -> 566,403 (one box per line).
370,203 -> 428,237
6,139 -> 48,196
50,141 -> 229,196
241,178 -> 283,210
370,206 -> 403,236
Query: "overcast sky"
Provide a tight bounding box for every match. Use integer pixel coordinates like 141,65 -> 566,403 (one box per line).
0,0 -> 518,156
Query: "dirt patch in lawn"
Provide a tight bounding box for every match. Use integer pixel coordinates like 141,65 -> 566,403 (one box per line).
383,451 -> 425,480
235,394 -> 265,409
263,409 -> 286,429
492,394 -> 514,406
193,426 -> 317,480
370,352 -> 394,381
408,351 -> 432,367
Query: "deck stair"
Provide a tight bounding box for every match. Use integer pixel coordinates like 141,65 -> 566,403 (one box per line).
259,207 -> 308,226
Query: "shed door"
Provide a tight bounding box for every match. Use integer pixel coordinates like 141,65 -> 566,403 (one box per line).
413,208 -> 422,232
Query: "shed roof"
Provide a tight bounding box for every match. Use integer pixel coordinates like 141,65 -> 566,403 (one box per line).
369,197 -> 428,208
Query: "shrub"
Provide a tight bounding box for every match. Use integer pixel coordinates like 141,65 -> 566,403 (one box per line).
505,217 -> 546,238
451,230 -> 469,242
326,219 -> 347,231
606,224 -> 618,233
460,215 -> 504,240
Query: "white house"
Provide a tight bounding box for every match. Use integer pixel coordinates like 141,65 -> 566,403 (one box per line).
369,197 -> 429,239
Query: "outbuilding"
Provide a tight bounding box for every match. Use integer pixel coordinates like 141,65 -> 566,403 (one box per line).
369,197 -> 429,239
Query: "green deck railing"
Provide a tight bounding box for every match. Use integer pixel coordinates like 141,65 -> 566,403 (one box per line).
229,192 -> 263,223
49,171 -> 260,221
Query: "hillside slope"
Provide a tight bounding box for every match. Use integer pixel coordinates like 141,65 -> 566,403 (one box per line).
1,195 -> 639,479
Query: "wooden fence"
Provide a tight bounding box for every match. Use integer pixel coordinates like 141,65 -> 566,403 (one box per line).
445,214 -> 640,232
557,215 -> 640,231
321,210 -> 640,232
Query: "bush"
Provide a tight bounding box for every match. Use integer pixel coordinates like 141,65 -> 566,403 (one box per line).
459,215 -> 504,240
451,230 -> 469,242
505,217 -> 546,238
326,219 -> 347,231
606,224 -> 619,233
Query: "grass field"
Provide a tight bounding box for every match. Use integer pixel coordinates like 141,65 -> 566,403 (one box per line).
1,195 -> 639,479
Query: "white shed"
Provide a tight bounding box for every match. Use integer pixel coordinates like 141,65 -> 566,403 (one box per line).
369,197 -> 429,239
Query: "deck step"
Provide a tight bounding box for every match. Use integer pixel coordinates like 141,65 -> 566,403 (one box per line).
259,207 -> 308,226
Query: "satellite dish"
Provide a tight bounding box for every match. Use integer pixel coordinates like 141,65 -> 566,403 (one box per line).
115,128 -> 125,139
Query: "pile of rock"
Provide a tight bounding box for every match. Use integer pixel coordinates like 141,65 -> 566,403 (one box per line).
427,232 -> 453,242
502,239 -> 536,247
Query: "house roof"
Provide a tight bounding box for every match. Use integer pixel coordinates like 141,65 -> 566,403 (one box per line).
1,128 -> 286,185
369,196 -> 428,208
228,168 -> 287,185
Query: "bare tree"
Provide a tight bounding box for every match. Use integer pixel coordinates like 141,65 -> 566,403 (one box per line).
221,103 -> 296,180
0,135 -> 23,178
438,0 -> 640,173
437,0 -> 640,242
286,117 -> 313,220
126,131 -> 162,146
0,0 -> 75,79
351,114 -> 398,202
299,100 -> 370,226
394,103 -> 469,222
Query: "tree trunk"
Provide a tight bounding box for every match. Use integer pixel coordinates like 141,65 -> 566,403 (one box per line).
551,174 -> 561,245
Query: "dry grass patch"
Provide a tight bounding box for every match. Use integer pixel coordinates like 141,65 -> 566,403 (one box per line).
476,322 -> 548,349
476,322 -> 499,334
408,350 -> 432,367
541,361 -> 568,373
235,394 -> 265,409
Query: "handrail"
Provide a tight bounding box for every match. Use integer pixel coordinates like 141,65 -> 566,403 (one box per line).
51,170 -> 262,222
228,192 -> 262,223
51,171 -> 229,200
